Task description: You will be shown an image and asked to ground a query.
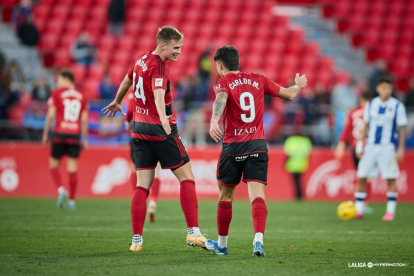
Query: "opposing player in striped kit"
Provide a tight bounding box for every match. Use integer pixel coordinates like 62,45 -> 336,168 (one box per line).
355,76 -> 407,221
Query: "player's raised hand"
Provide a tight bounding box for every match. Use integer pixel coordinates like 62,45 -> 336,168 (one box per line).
210,121 -> 223,143
295,73 -> 307,88
161,116 -> 171,135
101,100 -> 126,117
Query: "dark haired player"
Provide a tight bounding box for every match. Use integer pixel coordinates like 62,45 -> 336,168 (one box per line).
102,26 -> 206,252
42,69 -> 88,210
355,76 -> 407,221
206,45 -> 307,257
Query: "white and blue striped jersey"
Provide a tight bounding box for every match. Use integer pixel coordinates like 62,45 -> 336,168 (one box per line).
364,97 -> 407,145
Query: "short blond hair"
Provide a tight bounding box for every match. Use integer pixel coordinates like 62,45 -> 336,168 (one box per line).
156,26 -> 183,44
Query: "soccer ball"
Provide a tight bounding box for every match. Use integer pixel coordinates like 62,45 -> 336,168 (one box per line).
337,201 -> 356,220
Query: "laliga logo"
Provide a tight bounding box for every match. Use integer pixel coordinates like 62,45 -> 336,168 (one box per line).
91,158 -> 130,194
0,157 -> 19,192
306,160 -> 356,198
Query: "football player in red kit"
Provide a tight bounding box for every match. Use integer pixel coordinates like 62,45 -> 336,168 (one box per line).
102,26 -> 206,252
206,46 -> 307,257
42,69 -> 88,210
125,91 -> 161,222
335,90 -> 373,212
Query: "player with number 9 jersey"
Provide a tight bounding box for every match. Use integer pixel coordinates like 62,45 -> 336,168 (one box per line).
206,46 -> 307,257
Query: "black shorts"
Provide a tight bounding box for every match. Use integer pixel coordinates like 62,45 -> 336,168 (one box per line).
132,135 -> 189,170
217,151 -> 269,186
51,143 -> 80,159
351,147 -> 359,168
130,139 -> 135,164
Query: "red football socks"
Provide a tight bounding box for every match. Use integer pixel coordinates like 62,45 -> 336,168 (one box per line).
50,168 -> 62,189
180,180 -> 199,228
252,197 -> 267,234
131,187 -> 149,235
130,172 -> 137,191
68,172 -> 77,200
149,177 -> 161,203
217,201 -> 232,236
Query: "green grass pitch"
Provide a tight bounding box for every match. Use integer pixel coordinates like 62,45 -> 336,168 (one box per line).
0,199 -> 413,275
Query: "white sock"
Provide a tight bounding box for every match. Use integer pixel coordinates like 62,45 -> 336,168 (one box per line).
218,235 -> 228,248
254,232 -> 264,244
132,234 -> 143,246
148,201 -> 157,209
386,192 -> 398,214
188,227 -> 201,236
355,192 -> 366,214
58,186 -> 65,194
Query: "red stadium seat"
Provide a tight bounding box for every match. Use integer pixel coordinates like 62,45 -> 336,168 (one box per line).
82,80 -> 100,99
98,35 -> 117,51
89,65 -> 106,80
39,34 -> 60,52
69,64 -> 87,84
53,49 -> 72,68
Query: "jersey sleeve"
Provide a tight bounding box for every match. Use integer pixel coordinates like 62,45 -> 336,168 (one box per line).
261,75 -> 280,97
396,103 -> 408,127
363,102 -> 370,123
339,110 -> 353,143
213,78 -> 228,95
47,90 -> 57,107
125,92 -> 134,122
81,95 -> 89,112
127,66 -> 134,80
150,60 -> 168,91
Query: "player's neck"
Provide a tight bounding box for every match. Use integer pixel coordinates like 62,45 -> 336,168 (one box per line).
223,70 -> 240,76
379,96 -> 390,103
151,48 -> 167,62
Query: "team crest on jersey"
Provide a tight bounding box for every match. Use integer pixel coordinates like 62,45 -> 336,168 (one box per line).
155,78 -> 163,87
142,55 -> 147,59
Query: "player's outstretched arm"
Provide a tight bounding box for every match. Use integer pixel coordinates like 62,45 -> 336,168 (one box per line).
278,73 -> 307,101
101,74 -> 132,117
210,92 -> 228,142
42,106 -> 56,145
153,88 -> 171,135
81,110 -> 88,150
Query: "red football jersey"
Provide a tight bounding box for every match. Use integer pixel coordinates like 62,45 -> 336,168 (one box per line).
47,87 -> 88,144
339,105 -> 365,148
125,90 -> 134,124
127,51 -> 177,141
213,72 -> 280,148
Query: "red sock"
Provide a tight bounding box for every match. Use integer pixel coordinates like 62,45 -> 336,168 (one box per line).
130,172 -> 137,191
180,180 -> 199,228
50,168 -> 62,189
131,187 -> 149,235
149,177 -> 161,202
217,201 -> 232,236
68,172 -> 77,200
252,197 -> 267,234
365,181 -> 371,203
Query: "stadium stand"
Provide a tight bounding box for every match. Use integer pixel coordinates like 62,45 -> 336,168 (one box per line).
20,0 -> 344,99
320,0 -> 414,92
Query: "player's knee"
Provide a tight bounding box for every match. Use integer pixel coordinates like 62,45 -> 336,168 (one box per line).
219,187 -> 235,201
